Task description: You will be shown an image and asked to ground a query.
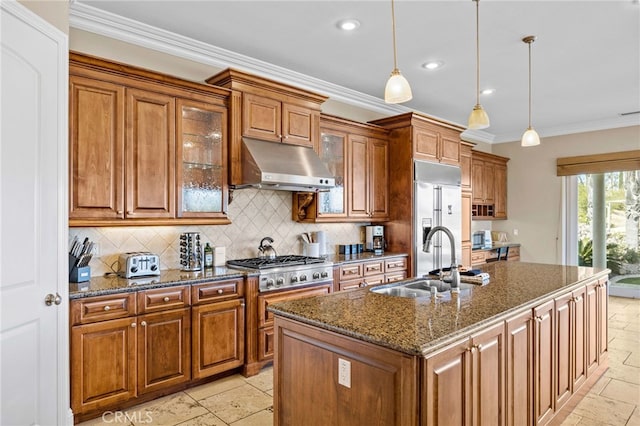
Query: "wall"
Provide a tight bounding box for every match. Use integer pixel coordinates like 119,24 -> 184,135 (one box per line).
18,0 -> 68,34
71,189 -> 364,276
491,126 -> 640,264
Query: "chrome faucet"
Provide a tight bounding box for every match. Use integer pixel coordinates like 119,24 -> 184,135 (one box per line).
423,225 -> 461,293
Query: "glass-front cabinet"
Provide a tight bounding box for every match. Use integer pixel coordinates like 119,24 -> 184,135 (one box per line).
317,130 -> 347,217
176,99 -> 228,218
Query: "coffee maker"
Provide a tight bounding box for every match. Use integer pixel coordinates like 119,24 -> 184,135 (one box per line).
365,225 -> 384,255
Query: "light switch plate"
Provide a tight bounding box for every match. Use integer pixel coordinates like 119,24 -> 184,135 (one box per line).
338,358 -> 351,388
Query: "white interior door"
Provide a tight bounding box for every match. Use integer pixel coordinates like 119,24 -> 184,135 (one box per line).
0,2 -> 70,425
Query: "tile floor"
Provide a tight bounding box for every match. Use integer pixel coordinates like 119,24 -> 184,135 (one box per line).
79,296 -> 640,426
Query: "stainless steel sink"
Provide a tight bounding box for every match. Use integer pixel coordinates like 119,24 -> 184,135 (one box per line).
370,278 -> 478,298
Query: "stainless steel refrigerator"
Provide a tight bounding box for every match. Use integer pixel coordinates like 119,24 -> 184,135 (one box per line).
414,160 -> 462,278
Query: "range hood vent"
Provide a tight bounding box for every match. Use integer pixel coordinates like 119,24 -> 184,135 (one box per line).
234,137 -> 335,192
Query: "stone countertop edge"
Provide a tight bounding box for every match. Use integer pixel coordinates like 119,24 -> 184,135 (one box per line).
268,262 -> 610,357
69,267 -> 254,300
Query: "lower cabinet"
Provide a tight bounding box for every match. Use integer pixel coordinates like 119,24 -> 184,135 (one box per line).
422,322 -> 505,426
70,279 -> 245,421
192,298 -> 245,379
337,256 -> 408,291
533,299 -> 555,425
505,310 -> 533,426
274,316 -> 418,426
137,308 -> 191,395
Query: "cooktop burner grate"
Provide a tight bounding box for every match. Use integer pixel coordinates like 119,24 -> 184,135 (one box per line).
226,255 -> 326,270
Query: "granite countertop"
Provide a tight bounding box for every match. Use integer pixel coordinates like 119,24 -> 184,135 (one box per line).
268,262 -> 610,356
68,252 -> 409,299
69,267 -> 252,299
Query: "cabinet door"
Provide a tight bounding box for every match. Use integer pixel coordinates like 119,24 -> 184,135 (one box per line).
423,339 -> 471,426
282,102 -> 316,148
317,129 -> 347,217
192,299 -> 245,379
554,293 -> 572,408
482,162 -> 495,204
460,144 -> 473,192
439,130 -> 461,166
368,137 -> 390,220
596,280 -> 608,361
348,134 -> 369,218
505,310 -> 533,426
585,281 -> 599,375
413,127 -> 439,163
471,322 -> 505,426
472,160 -> 485,203
572,286 -> 587,391
125,88 -> 175,218
533,300 -> 555,425
242,93 -> 281,142
71,317 -> 136,414
176,99 -> 228,218
69,76 -> 125,219
494,163 -> 507,219
137,308 -> 191,395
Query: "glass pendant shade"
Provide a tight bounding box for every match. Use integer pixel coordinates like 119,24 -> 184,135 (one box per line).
468,104 -> 490,129
521,126 -> 540,147
384,69 -> 413,104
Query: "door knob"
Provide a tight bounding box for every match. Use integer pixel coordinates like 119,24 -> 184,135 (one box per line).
44,293 -> 62,306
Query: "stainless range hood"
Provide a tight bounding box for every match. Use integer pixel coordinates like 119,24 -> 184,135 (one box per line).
235,137 -> 335,192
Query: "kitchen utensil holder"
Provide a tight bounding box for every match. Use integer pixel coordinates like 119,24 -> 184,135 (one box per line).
179,232 -> 202,271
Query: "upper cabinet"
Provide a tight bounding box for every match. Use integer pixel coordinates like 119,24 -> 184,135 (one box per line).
205,69 -> 327,185
471,151 -> 509,220
69,52 -> 230,227
292,115 -> 389,223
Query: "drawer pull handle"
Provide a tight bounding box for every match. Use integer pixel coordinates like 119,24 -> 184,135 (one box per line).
140,321 -> 147,327
104,305 -> 111,311
217,289 -> 224,294
163,296 -> 170,302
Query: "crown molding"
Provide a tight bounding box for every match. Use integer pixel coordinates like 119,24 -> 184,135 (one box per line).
68,1 -> 411,118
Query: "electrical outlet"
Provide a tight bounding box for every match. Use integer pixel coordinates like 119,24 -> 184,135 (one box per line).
338,358 -> 351,388
513,229 -> 519,236
92,243 -> 100,257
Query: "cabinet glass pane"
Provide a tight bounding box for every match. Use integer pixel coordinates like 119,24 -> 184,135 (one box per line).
181,106 -> 223,212
318,132 -> 345,214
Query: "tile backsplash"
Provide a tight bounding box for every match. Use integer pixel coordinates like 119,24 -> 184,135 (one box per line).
70,189 -> 365,276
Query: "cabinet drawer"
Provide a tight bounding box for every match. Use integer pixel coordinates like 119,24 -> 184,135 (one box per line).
192,278 -> 244,304
386,271 -> 407,283
70,293 -> 136,325
339,278 -> 365,292
385,257 -> 407,272
471,251 -> 486,264
137,285 -> 190,313
363,260 -> 384,277
339,263 -> 363,280
258,284 -> 331,328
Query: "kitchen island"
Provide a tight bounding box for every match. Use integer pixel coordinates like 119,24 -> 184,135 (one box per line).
269,262 -> 610,426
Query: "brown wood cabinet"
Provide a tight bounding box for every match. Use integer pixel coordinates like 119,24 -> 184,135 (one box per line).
205,68 -> 327,185
293,115 -> 390,222
69,52 -> 230,226
191,279 -> 245,379
505,309 -> 533,426
274,316 -> 418,426
533,299 -> 555,425
71,278 -> 245,421
422,322 -> 505,426
460,141 -> 473,192
471,151 -> 509,220
336,256 -> 408,292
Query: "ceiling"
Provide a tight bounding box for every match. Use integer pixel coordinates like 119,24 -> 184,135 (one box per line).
71,1 -> 640,143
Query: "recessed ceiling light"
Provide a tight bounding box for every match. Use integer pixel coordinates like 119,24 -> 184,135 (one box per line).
481,88 -> 495,95
336,19 -> 360,31
422,61 -> 444,70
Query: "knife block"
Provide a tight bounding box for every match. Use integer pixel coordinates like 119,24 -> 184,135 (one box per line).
69,254 -> 90,283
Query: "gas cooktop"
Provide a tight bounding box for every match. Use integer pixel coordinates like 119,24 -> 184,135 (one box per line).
226,255 -> 326,270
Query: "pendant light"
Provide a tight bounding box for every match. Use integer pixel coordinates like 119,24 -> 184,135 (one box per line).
384,0 -> 412,104
467,0 -> 490,129
521,35 -> 541,147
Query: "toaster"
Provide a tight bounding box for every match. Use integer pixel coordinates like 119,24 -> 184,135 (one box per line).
118,252 -> 161,278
